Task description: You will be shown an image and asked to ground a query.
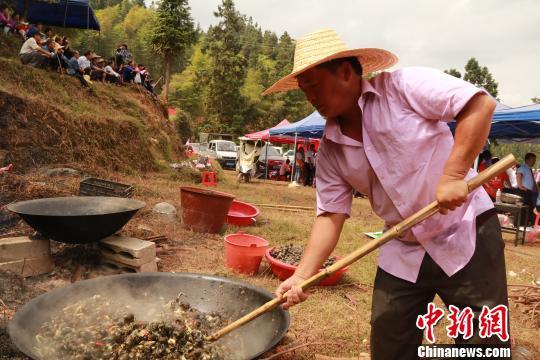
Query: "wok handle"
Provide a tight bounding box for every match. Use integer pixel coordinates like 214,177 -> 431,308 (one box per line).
207,154 -> 516,341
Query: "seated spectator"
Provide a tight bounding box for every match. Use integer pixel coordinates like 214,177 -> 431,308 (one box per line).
19,28 -> 52,69
78,50 -> 92,75
58,35 -> 69,48
90,56 -> 106,82
41,27 -> 53,42
122,60 -> 136,83
135,64 -> 148,84
0,4 -> 13,34
62,49 -> 88,87
46,38 -> 66,72
104,59 -> 121,83
12,14 -> 29,38
279,159 -> 292,180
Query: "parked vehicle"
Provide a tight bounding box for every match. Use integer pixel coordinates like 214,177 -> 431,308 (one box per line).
256,146 -> 284,179
283,149 -> 295,162
207,140 -> 238,169
272,146 -> 283,156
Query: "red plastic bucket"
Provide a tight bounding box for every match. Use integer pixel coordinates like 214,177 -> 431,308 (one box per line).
227,200 -> 260,227
180,186 -> 235,233
224,233 -> 268,275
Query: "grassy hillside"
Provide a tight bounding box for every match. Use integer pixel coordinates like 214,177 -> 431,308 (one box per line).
0,35 -> 183,174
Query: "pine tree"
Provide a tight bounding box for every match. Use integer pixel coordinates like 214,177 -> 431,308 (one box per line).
147,0 -> 196,103
201,0 -> 248,134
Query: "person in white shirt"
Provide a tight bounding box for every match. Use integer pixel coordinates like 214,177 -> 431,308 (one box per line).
104,59 -> 121,83
505,164 -> 518,190
19,29 -> 51,68
77,51 -> 92,74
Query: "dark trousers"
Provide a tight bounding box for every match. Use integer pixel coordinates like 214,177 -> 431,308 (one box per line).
519,189 -> 537,226
303,163 -> 313,185
370,209 -> 509,360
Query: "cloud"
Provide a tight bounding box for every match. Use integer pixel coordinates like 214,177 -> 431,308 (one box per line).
189,0 -> 539,106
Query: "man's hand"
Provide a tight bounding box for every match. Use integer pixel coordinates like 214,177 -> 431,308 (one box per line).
436,174 -> 468,214
275,273 -> 309,309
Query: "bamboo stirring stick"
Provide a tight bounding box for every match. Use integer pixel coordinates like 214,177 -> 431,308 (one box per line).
207,154 -> 517,341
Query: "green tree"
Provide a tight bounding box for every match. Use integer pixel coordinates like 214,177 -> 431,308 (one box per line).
463,57 -> 498,98
147,0 -> 196,103
261,30 -> 278,59
90,0 -> 124,10
444,68 -> 462,78
169,40 -> 209,116
201,0 -> 248,134
241,17 -> 263,68
532,97 -> 540,104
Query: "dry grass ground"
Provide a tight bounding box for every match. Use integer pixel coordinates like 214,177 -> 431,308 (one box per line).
1,168 -> 539,359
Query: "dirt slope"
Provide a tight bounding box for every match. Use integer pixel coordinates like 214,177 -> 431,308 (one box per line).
0,40 -> 182,174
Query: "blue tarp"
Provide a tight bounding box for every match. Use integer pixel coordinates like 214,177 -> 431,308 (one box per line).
448,103 -> 540,141
488,104 -> 540,142
269,111 -> 326,138
17,0 -> 100,31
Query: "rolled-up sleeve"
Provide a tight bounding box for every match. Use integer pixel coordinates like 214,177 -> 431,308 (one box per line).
395,67 -> 487,122
316,141 -> 353,217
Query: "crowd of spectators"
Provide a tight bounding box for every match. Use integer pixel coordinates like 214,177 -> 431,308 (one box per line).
1,3 -> 155,93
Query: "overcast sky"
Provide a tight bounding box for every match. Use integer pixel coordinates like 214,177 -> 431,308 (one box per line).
188,0 -> 539,107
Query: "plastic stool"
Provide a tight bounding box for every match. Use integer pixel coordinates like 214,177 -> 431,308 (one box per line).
201,171 -> 217,186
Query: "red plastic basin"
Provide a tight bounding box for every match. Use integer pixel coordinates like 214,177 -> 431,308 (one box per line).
224,233 -> 268,275
265,247 -> 348,286
227,200 -> 260,227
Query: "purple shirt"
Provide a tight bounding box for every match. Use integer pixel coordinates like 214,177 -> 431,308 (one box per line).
316,67 -> 494,283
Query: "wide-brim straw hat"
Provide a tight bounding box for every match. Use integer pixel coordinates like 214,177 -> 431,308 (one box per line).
262,29 -> 398,95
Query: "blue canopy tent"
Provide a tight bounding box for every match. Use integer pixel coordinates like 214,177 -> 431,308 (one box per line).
489,104 -> 540,143
270,111 -> 326,182
449,103 -> 540,142
17,0 -> 100,31
269,111 -> 326,139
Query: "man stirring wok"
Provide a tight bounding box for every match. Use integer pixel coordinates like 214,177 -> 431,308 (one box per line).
263,29 -> 509,359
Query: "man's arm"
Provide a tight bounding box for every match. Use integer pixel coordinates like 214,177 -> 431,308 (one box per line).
275,212 -> 346,309
436,93 -> 496,213
35,46 -> 51,57
516,172 -> 525,190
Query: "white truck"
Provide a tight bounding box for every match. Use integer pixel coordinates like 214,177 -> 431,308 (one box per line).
207,140 -> 238,169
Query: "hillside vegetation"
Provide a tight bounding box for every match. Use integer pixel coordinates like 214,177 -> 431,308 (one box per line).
0,35 -> 182,174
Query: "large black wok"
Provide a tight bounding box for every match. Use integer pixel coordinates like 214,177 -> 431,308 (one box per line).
7,196 -> 145,243
9,273 -> 290,359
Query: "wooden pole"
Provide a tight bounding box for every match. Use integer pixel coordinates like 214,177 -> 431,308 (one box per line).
253,203 -> 314,211
207,154 -> 517,341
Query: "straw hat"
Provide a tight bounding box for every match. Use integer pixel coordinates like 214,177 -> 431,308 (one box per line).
262,29 -> 398,95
